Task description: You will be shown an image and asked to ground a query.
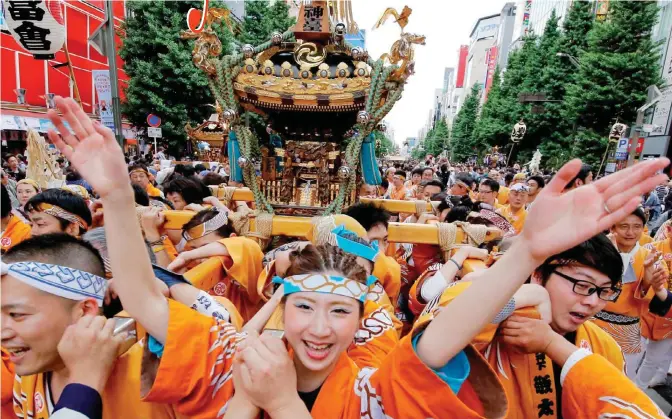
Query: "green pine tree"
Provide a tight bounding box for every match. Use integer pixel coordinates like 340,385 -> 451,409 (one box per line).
565,0 -> 662,166
451,84 -> 481,161
473,67 -> 509,148
119,0 -> 235,155
239,1 -> 270,46
264,0 -> 296,35
538,1 -> 595,168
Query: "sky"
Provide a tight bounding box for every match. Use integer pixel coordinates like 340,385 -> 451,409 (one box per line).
352,0 -> 507,145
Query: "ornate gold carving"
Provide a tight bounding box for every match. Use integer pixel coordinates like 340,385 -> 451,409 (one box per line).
280,61 -> 293,78
335,62 -> 350,79
180,8 -> 233,76
354,62 -> 369,78
317,63 -> 330,79
373,6 -> 425,81
233,76 -> 370,96
243,58 -> 257,75
261,60 -> 275,76
293,41 -> 327,68
299,64 -> 313,79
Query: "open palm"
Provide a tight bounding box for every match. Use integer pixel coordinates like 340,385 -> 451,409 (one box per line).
523,158 -> 668,262
47,97 -> 130,198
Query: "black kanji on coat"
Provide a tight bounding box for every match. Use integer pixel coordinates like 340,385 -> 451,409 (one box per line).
8,0 -> 45,20
537,398 -> 554,417
534,375 -> 553,395
535,352 -> 547,370
13,21 -> 51,51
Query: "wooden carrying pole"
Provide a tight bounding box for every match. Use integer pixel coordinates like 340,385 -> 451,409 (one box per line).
162,211 -> 501,245
62,43 -> 83,107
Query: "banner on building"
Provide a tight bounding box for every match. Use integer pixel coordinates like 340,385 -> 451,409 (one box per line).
484,46 -> 499,101
522,0 -> 532,35
3,0 -> 65,59
92,70 -> 115,131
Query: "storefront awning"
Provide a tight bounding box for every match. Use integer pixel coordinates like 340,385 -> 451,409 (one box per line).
1,105 -> 135,135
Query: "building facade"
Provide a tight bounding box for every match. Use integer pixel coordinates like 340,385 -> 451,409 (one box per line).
1,0 -> 132,153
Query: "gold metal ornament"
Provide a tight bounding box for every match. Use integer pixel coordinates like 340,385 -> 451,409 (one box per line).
294,41 -> 327,69
262,60 -> 275,76
280,61 -> 293,78
180,8 -> 233,76
271,31 -> 283,45
373,6 -> 426,82
336,62 -> 350,79
243,58 -> 257,75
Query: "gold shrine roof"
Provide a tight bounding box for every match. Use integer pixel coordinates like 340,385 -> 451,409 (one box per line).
234,43 -> 374,112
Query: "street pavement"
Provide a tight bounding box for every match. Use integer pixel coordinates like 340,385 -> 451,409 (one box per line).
647,375 -> 672,416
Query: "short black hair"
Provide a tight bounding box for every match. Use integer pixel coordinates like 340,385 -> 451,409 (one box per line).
132,183 -> 150,206
435,193 -> 474,213
182,165 -> 197,178
565,163 -> 592,190
479,178 -> 500,193
164,177 -> 207,205
535,233 -> 622,288
1,185 -> 11,218
201,172 -> 227,186
420,179 -> 445,191
380,179 -> 389,189
182,209 -> 233,239
411,167 -> 424,177
631,207 -> 647,225
504,173 -> 514,184
194,164 -> 207,172
65,169 -> 82,182
4,233 -> 105,278
25,189 -> 92,233
422,167 -> 434,174
528,175 -> 545,189
128,163 -> 149,175
344,202 -> 390,232
446,206 -> 471,223
455,172 -> 474,187
394,170 -> 406,178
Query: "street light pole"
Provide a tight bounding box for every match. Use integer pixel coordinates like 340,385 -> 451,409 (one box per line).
626,85 -> 662,167
104,0 -> 124,147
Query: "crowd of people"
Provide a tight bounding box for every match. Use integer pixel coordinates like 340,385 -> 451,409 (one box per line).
1,96 -> 672,418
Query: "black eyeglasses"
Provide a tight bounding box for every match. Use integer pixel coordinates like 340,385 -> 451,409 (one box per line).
552,270 -> 621,302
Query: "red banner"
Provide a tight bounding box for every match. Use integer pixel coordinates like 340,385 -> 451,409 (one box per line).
455,45 -> 468,88
483,46 -> 498,101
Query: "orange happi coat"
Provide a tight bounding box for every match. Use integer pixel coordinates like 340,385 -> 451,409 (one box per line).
140,299 -> 508,419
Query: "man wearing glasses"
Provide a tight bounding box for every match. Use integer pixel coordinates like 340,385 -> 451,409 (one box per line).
414,234 -> 633,418
593,207 -> 668,379
477,178 -> 504,210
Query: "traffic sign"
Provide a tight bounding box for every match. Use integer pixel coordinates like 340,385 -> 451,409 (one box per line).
148,127 -> 162,138
147,114 -> 162,128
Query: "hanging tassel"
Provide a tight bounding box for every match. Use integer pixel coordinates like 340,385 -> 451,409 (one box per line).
228,131 -> 243,182
360,133 -> 382,185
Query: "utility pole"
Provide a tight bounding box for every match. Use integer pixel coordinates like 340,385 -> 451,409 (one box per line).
104,0 -> 124,146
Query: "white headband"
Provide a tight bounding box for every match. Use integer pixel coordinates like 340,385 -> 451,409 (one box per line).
1,261 -> 107,307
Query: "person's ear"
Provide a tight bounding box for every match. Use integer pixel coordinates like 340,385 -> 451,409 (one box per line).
530,270 -> 543,285
72,298 -> 101,320
65,222 -> 80,237
229,232 -> 237,237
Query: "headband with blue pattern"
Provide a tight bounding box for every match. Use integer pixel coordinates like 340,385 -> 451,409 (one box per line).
272,274 -> 377,303
331,225 -> 379,262
1,261 -> 107,307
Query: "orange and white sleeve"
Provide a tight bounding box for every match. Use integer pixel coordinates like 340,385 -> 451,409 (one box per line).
561,351 -> 667,418
141,299 -> 242,419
